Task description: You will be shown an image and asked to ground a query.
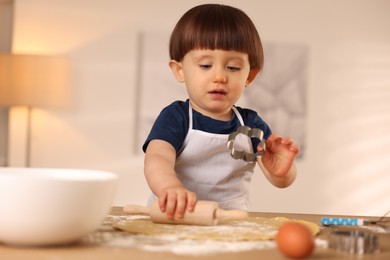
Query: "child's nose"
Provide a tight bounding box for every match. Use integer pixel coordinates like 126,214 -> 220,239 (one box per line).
212,68 -> 227,83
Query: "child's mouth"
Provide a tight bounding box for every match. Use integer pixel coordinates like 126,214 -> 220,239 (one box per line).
209,90 -> 226,95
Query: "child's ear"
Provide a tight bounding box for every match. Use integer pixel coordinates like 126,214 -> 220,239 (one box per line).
169,60 -> 185,83
246,68 -> 260,86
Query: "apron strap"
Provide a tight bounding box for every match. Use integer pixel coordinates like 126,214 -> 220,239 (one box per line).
188,101 -> 245,128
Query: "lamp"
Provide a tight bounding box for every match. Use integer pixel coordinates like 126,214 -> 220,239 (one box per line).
0,53 -> 69,166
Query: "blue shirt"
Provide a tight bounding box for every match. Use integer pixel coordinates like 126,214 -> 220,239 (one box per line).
143,99 -> 272,153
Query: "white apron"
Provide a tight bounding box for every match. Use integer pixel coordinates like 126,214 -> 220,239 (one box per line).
174,104 -> 256,210
147,103 -> 256,210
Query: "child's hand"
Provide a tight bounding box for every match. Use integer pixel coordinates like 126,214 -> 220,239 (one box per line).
157,186 -> 197,220
259,133 -> 299,177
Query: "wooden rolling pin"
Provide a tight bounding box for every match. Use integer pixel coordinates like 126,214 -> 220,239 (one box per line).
123,200 -> 248,226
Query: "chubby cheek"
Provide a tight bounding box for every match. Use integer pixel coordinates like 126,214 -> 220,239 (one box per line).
229,72 -> 250,88
229,80 -> 247,96
184,69 -> 208,86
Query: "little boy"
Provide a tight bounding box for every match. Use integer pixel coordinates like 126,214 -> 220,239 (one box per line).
143,4 -> 299,219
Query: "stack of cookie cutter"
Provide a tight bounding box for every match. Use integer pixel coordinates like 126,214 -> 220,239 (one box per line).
328,230 -> 380,255
321,216 -> 385,254
227,126 -> 266,162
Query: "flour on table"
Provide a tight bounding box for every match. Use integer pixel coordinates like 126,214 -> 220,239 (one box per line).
81,214 -> 321,256
95,233 -> 276,255
112,215 -> 319,241
83,227 -> 276,255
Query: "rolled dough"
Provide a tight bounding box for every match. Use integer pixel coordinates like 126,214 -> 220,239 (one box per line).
113,216 -> 319,241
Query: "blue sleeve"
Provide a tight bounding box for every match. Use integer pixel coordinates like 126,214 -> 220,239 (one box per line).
237,107 -> 272,138
236,107 -> 272,151
249,113 -> 272,140
142,101 -> 189,153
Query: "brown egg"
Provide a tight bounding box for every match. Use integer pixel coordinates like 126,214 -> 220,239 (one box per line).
276,221 -> 315,259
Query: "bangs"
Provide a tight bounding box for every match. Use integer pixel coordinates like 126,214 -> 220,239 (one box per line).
190,8 -> 248,50
169,4 -> 263,70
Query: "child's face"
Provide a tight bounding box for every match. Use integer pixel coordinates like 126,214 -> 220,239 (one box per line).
170,49 -> 253,120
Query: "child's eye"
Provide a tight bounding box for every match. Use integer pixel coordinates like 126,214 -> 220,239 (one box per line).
227,66 -> 240,71
199,64 -> 212,69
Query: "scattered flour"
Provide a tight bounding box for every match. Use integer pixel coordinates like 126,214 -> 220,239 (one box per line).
83,214 -> 327,256
103,214 -> 149,223
84,231 -> 276,255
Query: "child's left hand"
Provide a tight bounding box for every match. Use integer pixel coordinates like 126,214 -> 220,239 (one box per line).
259,133 -> 300,177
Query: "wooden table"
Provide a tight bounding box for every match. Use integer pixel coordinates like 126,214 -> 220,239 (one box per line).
0,207 -> 389,259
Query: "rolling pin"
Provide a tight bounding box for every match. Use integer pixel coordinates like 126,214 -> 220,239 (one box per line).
123,200 -> 248,226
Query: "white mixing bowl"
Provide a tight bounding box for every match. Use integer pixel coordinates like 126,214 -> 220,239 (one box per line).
0,167 -> 118,246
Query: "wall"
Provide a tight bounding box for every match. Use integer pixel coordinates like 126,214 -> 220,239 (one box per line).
9,0 -> 390,216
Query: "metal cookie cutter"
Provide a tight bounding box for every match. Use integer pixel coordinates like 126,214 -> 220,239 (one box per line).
328,230 -> 380,255
227,125 -> 266,162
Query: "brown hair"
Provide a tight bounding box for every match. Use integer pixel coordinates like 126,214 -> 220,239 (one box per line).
169,4 -> 263,70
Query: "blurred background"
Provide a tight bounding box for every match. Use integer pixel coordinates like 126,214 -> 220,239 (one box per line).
0,0 -> 389,216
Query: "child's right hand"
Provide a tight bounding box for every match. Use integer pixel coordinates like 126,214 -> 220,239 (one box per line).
157,186 -> 197,220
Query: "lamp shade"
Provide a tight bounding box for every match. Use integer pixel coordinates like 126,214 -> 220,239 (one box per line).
0,53 -> 69,108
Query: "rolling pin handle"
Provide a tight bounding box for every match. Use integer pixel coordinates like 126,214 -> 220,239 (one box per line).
215,209 -> 249,220
123,204 -> 150,215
